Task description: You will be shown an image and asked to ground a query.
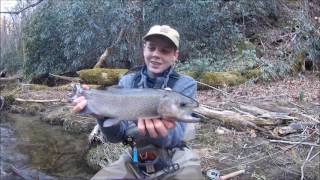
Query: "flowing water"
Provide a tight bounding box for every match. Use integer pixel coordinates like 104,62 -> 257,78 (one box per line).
0,113 -> 95,179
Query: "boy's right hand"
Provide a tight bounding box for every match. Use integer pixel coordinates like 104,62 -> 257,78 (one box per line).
71,85 -> 105,119
72,96 -> 87,113
71,84 -> 89,113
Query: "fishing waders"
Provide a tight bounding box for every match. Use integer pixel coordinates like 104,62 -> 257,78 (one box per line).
91,136 -> 203,180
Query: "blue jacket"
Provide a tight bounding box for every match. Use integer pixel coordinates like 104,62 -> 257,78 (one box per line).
97,66 -> 197,148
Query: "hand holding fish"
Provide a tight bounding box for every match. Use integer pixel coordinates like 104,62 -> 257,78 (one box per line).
70,84 -> 200,138
71,85 -> 105,119
71,84 -> 89,113
138,118 -> 176,138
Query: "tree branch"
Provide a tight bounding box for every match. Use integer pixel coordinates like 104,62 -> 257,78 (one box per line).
0,0 -> 45,14
94,27 -> 126,68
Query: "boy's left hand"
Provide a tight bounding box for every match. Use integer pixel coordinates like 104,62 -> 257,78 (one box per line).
137,118 -> 176,138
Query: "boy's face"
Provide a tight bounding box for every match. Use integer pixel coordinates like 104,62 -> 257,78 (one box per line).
143,36 -> 179,77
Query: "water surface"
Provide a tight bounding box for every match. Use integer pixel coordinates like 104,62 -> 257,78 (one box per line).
0,113 -> 95,179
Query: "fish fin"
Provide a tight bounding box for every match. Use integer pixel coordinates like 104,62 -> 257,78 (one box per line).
102,118 -> 122,127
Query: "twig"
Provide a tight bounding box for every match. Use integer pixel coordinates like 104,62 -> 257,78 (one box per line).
0,76 -> 21,82
0,0 -> 44,14
267,151 -> 301,176
294,112 -> 320,124
300,145 -> 315,180
269,140 -> 320,147
49,73 -> 80,82
219,131 -> 317,173
220,169 -> 245,180
308,151 -> 320,161
234,94 -> 288,100
310,102 -> 320,106
259,38 -> 266,52
289,101 -> 305,110
196,81 -> 230,96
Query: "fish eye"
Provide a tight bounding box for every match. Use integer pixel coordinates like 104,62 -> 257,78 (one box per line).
180,102 -> 187,107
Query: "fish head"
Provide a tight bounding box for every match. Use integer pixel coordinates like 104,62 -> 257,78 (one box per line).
68,83 -> 84,103
158,91 -> 200,123
168,91 -> 199,109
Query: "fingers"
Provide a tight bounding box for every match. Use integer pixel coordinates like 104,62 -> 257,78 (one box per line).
72,96 -> 87,113
138,118 -> 176,138
138,118 -> 146,136
145,119 -> 158,138
82,84 -> 90,90
71,96 -> 85,105
163,119 -> 176,129
152,119 -> 168,138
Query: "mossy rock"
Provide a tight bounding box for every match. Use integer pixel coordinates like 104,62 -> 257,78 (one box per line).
8,103 -> 45,115
4,94 -> 16,105
41,107 -> 71,125
63,116 -> 96,134
183,71 -> 247,88
78,68 -> 128,86
78,68 -> 252,88
201,71 -> 246,86
23,103 -> 46,115
9,105 -> 26,114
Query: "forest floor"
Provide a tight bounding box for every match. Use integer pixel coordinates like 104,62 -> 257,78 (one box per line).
2,71 -> 320,179
194,71 -> 320,179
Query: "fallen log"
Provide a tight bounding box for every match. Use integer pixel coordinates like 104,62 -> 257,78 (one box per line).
77,68 -> 128,86
194,106 -> 269,132
49,73 -> 80,82
0,76 -> 21,83
258,112 -> 295,120
15,98 -> 61,103
237,104 -> 271,116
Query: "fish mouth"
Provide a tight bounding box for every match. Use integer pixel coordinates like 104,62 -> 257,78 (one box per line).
179,113 -> 201,123
68,83 -> 83,102
190,100 -> 199,107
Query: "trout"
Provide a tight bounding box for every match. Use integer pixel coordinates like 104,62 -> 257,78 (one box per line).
70,84 -> 200,127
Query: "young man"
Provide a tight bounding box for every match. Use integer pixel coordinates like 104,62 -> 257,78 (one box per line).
73,25 -> 203,179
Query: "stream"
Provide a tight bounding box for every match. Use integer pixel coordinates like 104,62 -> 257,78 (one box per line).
0,113 -> 95,180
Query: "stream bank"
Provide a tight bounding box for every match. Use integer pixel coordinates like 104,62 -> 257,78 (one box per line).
0,112 -> 95,179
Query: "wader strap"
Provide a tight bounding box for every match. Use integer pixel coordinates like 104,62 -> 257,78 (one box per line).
126,161 -> 144,179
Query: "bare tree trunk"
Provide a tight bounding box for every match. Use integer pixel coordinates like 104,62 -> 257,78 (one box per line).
127,0 -> 144,66
94,28 -> 126,68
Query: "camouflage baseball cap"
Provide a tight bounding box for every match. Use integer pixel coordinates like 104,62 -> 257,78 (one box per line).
143,25 -> 180,48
